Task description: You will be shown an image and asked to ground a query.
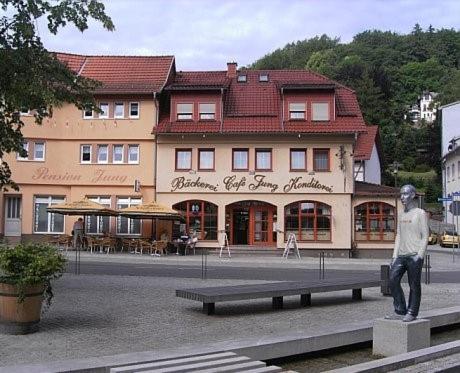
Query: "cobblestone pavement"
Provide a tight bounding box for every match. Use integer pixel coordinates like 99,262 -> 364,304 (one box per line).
1,273 -> 459,367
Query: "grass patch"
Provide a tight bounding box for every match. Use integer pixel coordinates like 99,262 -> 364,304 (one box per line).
398,170 -> 436,181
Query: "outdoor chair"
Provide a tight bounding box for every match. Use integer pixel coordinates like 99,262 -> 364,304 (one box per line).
138,239 -> 158,255
100,237 -> 116,254
86,236 -> 102,254
184,236 -> 198,255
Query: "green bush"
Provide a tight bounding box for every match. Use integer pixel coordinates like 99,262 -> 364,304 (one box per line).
0,243 -> 66,306
414,164 -> 431,173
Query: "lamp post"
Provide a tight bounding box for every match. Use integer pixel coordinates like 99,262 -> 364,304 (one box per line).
391,161 -> 401,188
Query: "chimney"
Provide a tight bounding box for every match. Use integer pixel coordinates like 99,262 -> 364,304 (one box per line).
227,62 -> 237,78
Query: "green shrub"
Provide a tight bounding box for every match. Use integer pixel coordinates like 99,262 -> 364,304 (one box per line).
414,164 -> 431,173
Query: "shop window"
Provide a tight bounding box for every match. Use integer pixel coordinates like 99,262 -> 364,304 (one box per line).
285,201 -> 331,241
313,148 -> 330,171
198,149 -> 215,170
199,103 -> 216,120
175,149 -> 192,170
128,145 -> 139,164
129,102 -> 139,118
113,145 -> 124,163
173,200 -> 217,240
116,197 -> 141,235
34,196 -> 65,233
99,103 -> 109,118
289,103 -> 306,120
80,144 -> 92,163
312,102 -> 330,121
290,149 -> 307,171
114,103 -> 124,118
354,202 -> 395,241
177,103 -> 193,120
255,148 -> 272,171
87,197 -> 111,235
232,148 -> 249,170
97,145 -> 108,163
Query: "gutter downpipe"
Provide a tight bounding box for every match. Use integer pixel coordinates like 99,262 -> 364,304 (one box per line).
220,88 -> 224,133
281,87 -> 285,131
153,91 -> 158,201
351,131 -> 358,257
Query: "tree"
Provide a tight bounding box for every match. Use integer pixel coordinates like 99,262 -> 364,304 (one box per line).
0,0 -> 114,190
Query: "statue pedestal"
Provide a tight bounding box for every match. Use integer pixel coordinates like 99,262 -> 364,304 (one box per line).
373,318 -> 430,356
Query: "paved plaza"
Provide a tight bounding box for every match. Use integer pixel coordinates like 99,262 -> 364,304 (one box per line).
1,248 -> 459,369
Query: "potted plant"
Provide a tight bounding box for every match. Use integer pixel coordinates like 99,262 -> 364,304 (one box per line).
0,242 -> 66,334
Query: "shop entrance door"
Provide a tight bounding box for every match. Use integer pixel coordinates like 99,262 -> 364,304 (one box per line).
232,209 -> 249,244
251,206 -> 274,245
4,196 -> 22,237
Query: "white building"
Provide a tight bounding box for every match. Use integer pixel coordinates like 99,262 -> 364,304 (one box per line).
354,126 -> 382,184
420,91 -> 438,123
440,101 -> 460,230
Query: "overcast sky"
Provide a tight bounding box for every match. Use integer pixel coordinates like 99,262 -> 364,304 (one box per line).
37,0 -> 460,71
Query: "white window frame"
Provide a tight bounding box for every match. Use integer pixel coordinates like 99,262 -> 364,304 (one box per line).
113,144 -> 124,164
312,102 -> 330,121
128,145 -> 139,164
20,108 -> 31,116
129,102 -> 140,119
81,144 -> 92,164
87,196 -> 112,235
114,102 -> 125,118
198,149 -> 215,170
237,75 -> 247,82
99,103 -> 109,119
116,197 -> 142,235
17,141 -> 29,161
33,142 -> 46,161
199,103 -> 216,120
83,106 -> 94,119
259,73 -> 269,82
97,145 -> 109,164
177,103 -> 193,120
289,103 -> 306,120
33,196 -> 65,234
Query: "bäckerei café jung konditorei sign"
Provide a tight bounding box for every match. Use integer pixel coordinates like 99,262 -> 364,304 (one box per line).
170,174 -> 333,193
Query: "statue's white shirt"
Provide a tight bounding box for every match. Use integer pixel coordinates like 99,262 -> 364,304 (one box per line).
393,207 -> 429,258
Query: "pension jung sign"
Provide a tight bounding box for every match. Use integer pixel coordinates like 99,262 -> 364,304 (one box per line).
170,174 -> 333,193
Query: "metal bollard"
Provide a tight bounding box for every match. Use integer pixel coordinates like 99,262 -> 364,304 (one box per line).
424,254 -> 431,285
319,251 -> 325,280
380,265 -> 391,296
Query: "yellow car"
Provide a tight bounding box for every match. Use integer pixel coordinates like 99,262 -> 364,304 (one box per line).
440,230 -> 459,247
428,232 -> 438,245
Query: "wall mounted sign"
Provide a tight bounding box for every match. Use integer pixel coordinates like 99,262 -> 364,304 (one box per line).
31,167 -> 128,184
170,174 -> 333,193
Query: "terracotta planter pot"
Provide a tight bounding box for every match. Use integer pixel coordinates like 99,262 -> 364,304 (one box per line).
0,283 -> 44,335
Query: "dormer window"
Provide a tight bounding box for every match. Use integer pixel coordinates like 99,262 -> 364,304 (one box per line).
289,103 -> 306,120
199,103 -> 216,120
237,75 -> 247,83
177,103 -> 193,120
259,73 -> 269,82
312,102 -> 330,121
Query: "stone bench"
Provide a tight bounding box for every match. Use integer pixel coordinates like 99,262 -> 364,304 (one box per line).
176,278 -> 383,315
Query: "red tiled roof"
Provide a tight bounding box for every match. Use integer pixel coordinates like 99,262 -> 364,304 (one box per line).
354,126 -> 379,160
157,68 -> 368,134
55,53 -> 174,94
354,181 -> 400,196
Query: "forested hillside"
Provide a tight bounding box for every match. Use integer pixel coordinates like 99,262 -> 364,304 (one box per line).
250,25 -> 460,199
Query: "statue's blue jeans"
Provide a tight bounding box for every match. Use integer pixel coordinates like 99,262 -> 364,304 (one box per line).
389,255 -> 424,317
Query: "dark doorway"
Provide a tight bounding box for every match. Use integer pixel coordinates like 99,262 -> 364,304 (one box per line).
233,210 -> 249,244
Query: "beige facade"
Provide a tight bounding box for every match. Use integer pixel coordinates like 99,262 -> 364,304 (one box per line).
1,97 -> 157,239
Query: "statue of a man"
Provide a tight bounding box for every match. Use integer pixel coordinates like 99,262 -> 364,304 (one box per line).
386,184 -> 429,322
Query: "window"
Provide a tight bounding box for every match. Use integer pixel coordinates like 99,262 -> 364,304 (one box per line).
113,145 -> 124,163
20,108 -> 30,115
458,161 -> 460,179
128,145 -> 139,164
289,103 -> 306,120
34,142 -> 45,161
354,202 -> 395,241
176,149 -> 192,170
173,200 -> 217,240
129,102 -> 139,118
99,103 -> 109,118
312,102 -> 330,121
290,149 -> 307,171
313,149 -> 330,171
83,106 -> 93,119
198,149 -> 215,170
453,163 -> 456,181
87,197 -> 111,235
114,103 -> 124,118
177,103 -> 193,120
232,149 -> 249,170
17,141 -> 29,160
259,73 -> 269,82
199,103 -> 216,120
34,196 -> 65,233
354,161 -> 364,181
81,145 -> 92,163
116,197 -> 141,235
447,166 -> 451,182
285,201 -> 331,241
97,145 -> 108,163
237,75 -> 247,82
255,149 -> 272,171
